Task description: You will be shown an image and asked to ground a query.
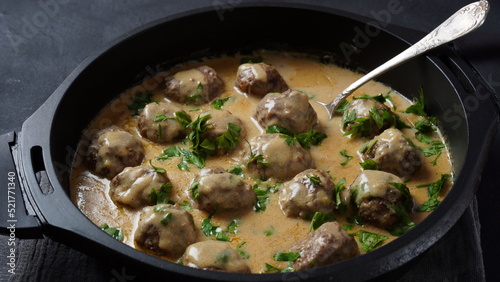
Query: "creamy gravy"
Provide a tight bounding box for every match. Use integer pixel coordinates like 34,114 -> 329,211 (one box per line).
70,51 -> 453,273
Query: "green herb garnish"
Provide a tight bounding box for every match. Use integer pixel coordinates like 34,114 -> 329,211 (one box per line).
128,91 -> 153,115
212,97 -> 231,110
150,182 -> 173,205
340,149 -> 353,166
417,174 -> 450,212
99,224 -> 124,241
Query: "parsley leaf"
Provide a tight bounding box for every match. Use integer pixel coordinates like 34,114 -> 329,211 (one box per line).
273,251 -> 300,262
355,230 -> 387,252
99,224 -> 124,241
309,212 -> 336,231
340,149 -> 353,166
212,97 -> 231,110
128,91 -> 153,115
404,87 -> 426,116
150,183 -> 173,205
417,174 -> 450,212
360,159 -> 378,170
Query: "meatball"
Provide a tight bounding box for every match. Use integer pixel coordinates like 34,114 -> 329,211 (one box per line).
134,204 -> 197,257
289,222 -> 359,270
198,110 -> 245,155
279,169 -> 335,219
191,166 -> 255,213
164,65 -> 224,105
182,241 -> 251,273
254,89 -> 318,135
86,126 -> 145,179
109,165 -> 172,209
235,62 -> 288,96
361,128 -> 422,178
243,133 -> 314,181
342,98 -> 396,138
138,102 -> 188,143
349,170 -> 410,228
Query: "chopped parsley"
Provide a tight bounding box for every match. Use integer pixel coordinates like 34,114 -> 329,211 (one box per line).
359,159 -> 379,170
160,212 -> 174,226
236,242 -> 250,259
266,126 -> 327,149
128,91 -> 153,115
201,216 -> 237,242
99,224 -> 124,241
306,174 -> 321,186
252,183 -> 281,212
273,251 -> 300,262
353,230 -> 388,252
339,149 -> 353,166
149,159 -> 166,173
227,164 -> 244,177
157,146 -> 205,171
309,211 -> 335,231
417,174 -> 450,212
150,183 -> 173,205
188,179 -> 200,200
334,177 -> 347,213
212,97 -> 231,110
186,82 -> 204,105
404,87 -> 426,116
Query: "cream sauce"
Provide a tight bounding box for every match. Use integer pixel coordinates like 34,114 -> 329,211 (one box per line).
70,51 -> 453,273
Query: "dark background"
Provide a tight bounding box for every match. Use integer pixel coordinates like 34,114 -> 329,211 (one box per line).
1,0 -> 499,281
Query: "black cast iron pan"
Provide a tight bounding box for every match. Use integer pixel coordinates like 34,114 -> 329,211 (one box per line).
1,2 -> 499,281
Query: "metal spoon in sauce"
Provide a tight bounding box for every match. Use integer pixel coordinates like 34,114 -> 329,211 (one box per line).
319,0 -> 489,119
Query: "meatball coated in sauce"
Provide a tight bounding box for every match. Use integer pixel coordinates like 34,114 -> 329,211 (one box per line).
109,165 -> 171,209
343,98 -> 396,138
235,62 -> 289,96
138,102 -> 188,144
199,110 -> 246,155
86,126 -> 145,179
134,204 -> 197,257
289,222 -> 359,270
182,241 -> 251,273
254,89 -> 318,135
164,65 -> 224,105
361,128 -> 422,178
349,170 -> 409,229
243,133 -> 314,181
191,166 -> 255,213
279,169 -> 335,219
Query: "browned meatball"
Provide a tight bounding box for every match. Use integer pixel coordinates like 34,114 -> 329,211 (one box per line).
164,65 -> 224,105
279,169 -> 335,219
342,98 -> 396,138
360,128 -> 422,178
191,166 -> 255,213
134,204 -> 197,257
289,222 -> 359,270
243,133 -> 314,181
254,89 -> 318,135
182,241 -> 251,273
235,62 -> 288,96
109,165 -> 171,209
349,170 -> 410,229
138,102 -> 188,144
86,126 -> 145,179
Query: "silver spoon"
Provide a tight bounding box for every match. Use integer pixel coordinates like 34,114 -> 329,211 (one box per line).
319,0 -> 489,119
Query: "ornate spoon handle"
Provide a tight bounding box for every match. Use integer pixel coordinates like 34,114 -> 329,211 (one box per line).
322,0 -> 489,118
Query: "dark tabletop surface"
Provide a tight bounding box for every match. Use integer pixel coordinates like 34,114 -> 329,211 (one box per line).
1,0 -> 499,281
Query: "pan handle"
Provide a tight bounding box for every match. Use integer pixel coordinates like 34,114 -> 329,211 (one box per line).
0,132 -> 42,238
